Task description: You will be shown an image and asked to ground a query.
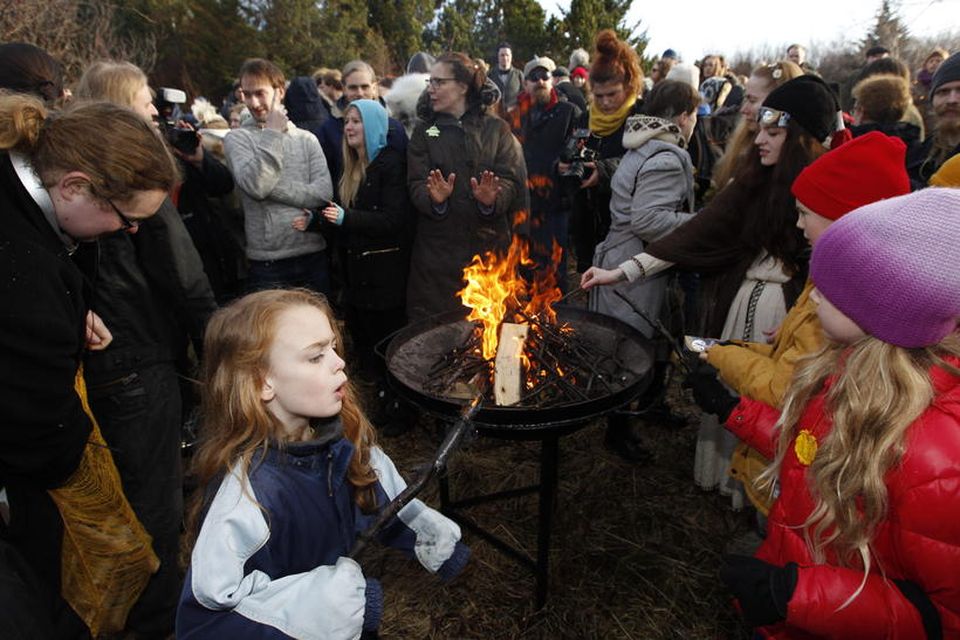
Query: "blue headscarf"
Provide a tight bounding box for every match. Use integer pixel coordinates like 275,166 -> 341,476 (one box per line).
349,99 -> 388,164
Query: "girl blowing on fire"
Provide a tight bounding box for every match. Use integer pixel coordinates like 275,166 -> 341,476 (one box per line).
176,289 -> 469,639
716,189 -> 960,638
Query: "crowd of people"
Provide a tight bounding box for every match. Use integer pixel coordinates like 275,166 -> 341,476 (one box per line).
0,28 -> 959,639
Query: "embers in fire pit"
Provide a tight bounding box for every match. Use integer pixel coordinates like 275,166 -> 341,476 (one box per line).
424,311 -> 627,407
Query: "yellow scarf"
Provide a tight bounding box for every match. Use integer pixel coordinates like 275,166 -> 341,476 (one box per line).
588,93 -> 637,137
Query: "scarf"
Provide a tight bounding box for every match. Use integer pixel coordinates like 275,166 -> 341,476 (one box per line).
510,89 -> 559,144
622,115 -> 686,150
588,93 -> 637,137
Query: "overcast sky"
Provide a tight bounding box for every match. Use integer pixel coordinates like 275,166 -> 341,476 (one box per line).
539,0 -> 959,63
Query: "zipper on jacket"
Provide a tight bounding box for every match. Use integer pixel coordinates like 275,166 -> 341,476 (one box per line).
360,246 -> 401,257
327,451 -> 334,497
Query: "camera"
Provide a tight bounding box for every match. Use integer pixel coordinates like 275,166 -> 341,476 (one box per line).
559,128 -> 597,181
155,87 -> 200,154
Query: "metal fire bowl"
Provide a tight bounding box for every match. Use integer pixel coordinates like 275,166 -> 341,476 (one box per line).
385,306 -> 654,435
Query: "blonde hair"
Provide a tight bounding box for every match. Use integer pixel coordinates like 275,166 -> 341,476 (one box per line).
186,289 -> 380,545
0,93 -> 178,199
713,60 -> 803,189
338,104 -> 367,208
75,61 -> 149,109
758,333 -> 960,603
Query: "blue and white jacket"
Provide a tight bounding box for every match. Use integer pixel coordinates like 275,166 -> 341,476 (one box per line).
176,435 -> 469,640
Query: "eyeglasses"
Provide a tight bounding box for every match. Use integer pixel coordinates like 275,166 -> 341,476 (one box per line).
107,198 -> 140,230
428,77 -> 457,88
757,107 -> 791,128
526,69 -> 551,82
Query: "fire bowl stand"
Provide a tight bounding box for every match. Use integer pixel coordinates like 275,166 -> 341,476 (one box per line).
437,421 -> 588,610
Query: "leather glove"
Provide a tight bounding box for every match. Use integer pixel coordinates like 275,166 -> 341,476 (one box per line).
720,554 -> 798,628
683,363 -> 740,422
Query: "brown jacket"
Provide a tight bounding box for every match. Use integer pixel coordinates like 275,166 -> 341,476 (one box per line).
406,108 -> 527,321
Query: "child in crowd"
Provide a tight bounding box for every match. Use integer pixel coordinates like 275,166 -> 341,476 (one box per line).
689,131 -> 911,516
176,289 -> 469,639
717,189 -> 960,637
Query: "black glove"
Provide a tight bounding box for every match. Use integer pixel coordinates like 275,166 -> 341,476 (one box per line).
684,364 -> 740,422
720,554 -> 798,628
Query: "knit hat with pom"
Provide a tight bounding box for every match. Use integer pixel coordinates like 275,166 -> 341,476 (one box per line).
791,131 -> 910,220
810,188 -> 960,347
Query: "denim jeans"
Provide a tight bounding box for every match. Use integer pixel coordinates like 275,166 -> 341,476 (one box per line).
247,250 -> 331,296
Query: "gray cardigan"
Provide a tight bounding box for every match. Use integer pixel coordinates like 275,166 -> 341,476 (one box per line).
224,121 -> 333,261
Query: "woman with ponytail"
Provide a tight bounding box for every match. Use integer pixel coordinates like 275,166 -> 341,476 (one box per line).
0,94 -> 179,636
406,51 -> 527,321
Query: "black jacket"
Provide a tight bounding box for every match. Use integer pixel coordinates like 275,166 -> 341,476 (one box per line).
906,134 -> 960,190
77,197 -> 217,382
0,153 -> 90,488
309,146 -> 412,310
556,81 -> 587,113
284,76 -> 331,142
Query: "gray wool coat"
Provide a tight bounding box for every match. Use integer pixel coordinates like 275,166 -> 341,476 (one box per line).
590,136 -> 695,338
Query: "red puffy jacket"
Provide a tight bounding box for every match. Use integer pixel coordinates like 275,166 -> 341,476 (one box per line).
725,359 -> 960,639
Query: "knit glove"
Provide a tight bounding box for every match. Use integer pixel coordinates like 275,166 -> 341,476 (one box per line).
721,554 -> 798,628
684,363 -> 739,422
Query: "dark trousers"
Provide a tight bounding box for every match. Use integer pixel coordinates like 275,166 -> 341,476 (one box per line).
247,250 -> 331,296
87,362 -> 183,639
3,484 -> 89,639
345,304 -> 406,384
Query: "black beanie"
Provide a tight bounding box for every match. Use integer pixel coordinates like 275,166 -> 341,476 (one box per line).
762,75 -> 838,143
930,51 -> 960,98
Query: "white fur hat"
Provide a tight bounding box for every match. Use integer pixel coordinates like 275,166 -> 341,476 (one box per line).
666,63 -> 700,91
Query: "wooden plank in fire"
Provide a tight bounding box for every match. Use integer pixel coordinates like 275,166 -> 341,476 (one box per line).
494,322 -> 528,406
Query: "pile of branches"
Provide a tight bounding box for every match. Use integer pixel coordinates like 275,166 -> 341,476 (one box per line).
423,313 -> 628,408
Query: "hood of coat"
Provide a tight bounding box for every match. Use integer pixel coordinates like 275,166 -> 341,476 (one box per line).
347,99 -> 388,163
284,77 -> 326,123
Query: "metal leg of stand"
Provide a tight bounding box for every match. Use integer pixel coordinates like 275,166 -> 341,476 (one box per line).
535,435 -> 560,609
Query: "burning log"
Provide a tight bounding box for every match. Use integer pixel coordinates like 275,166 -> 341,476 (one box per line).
494,323 -> 528,406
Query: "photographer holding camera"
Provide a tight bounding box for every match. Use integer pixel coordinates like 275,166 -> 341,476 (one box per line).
156,87 -> 241,303
509,56 -> 581,290
560,30 -> 645,274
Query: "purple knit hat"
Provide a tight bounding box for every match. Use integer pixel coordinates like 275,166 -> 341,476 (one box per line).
810,188 -> 960,348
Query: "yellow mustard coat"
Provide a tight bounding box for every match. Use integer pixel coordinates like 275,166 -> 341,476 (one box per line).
703,280 -> 821,515
705,280 -> 821,409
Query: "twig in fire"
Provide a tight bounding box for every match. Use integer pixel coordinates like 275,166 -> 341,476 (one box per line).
424,310 -> 631,408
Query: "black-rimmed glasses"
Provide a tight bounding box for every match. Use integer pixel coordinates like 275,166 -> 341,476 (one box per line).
107,198 -> 140,230
428,77 -> 457,88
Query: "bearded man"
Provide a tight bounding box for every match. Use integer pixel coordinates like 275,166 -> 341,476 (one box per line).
908,51 -> 960,188
510,56 -> 581,290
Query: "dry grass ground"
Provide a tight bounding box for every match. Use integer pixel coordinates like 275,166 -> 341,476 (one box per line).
362,378 -> 756,640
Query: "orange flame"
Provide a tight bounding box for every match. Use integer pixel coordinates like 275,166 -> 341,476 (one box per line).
457,212 -> 564,361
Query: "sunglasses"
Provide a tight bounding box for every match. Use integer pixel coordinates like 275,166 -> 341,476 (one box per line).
757,107 -> 791,128
526,69 -> 551,82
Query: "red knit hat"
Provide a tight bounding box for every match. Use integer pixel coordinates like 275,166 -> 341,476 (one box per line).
791,131 -> 910,220
571,66 -> 589,80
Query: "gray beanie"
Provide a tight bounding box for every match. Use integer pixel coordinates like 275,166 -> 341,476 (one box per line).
930,51 -> 960,98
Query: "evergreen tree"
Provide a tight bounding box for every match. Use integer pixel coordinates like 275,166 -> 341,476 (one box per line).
368,0 -> 435,73
861,0 -> 910,58
561,0 -> 648,61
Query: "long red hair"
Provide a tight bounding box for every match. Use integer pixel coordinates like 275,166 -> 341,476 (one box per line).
185,289 -> 380,546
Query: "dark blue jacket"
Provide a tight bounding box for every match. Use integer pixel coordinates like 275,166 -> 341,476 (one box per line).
176,436 -> 468,639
